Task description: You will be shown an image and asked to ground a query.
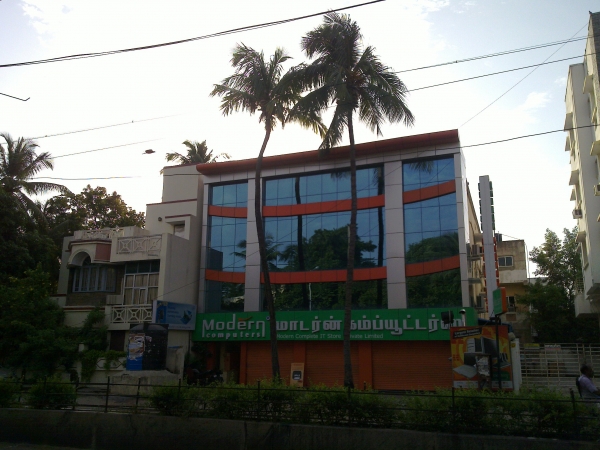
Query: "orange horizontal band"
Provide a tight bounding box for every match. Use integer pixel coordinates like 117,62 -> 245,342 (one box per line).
262,195 -> 385,217
208,205 -> 248,218
205,269 -> 245,284
405,255 -> 460,277
262,266 -> 387,284
403,180 -> 456,204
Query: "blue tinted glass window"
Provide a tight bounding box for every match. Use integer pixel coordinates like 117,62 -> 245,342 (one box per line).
263,166 -> 383,206
404,193 -> 458,264
403,157 -> 454,192
205,280 -> 244,312
210,182 -> 247,207
207,217 -> 247,272
406,268 -> 461,308
264,207 -> 385,271
266,280 -> 387,311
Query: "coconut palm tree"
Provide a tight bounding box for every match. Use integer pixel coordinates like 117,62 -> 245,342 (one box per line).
210,43 -> 326,379
165,140 -> 230,166
293,12 -> 414,387
0,133 -> 68,222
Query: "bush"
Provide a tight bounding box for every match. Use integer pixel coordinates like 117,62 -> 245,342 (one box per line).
27,376 -> 76,409
0,378 -> 20,408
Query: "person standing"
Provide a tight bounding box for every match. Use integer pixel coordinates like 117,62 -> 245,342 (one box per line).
578,365 -> 600,403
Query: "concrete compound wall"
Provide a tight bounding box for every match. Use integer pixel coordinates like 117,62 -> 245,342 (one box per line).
0,409 -> 595,450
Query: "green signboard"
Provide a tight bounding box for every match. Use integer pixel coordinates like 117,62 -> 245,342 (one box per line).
493,288 -> 506,316
192,307 -> 477,342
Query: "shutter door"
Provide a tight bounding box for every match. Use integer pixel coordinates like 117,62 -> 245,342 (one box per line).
246,342 -> 294,384
305,342 -> 359,387
372,341 -> 452,391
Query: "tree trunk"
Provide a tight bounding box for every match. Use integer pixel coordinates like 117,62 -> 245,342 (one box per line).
255,125 -> 280,380
295,176 -> 308,307
343,110 -> 356,389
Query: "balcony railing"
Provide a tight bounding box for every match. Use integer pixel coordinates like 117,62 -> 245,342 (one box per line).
80,228 -> 125,240
111,305 -> 152,324
116,235 -> 162,256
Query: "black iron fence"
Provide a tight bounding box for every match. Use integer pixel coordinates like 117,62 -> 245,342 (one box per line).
1,378 -> 599,441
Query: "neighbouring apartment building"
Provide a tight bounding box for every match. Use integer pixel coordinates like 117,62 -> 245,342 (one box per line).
496,236 -> 532,342
53,130 -> 487,389
52,164 -> 203,377
565,11 -> 600,318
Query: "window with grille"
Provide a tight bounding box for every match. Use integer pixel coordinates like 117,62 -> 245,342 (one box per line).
72,257 -> 116,293
123,260 -> 160,305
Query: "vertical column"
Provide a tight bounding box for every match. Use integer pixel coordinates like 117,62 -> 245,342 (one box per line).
455,153 -> 470,307
384,160 -> 406,309
197,184 -> 211,313
357,341 -> 373,389
239,342 -> 248,385
479,175 -> 497,315
244,178 -> 262,311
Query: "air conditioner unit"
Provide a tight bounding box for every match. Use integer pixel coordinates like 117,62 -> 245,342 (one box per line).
594,184 -> 600,196
572,209 -> 583,219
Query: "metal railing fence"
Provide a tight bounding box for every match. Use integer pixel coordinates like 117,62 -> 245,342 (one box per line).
1,378 -> 599,441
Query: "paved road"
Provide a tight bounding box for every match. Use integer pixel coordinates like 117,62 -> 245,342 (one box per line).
0,444 -> 82,450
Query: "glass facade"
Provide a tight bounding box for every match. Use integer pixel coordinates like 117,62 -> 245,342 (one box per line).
207,216 -> 247,272
264,166 -> 382,206
406,269 -> 461,308
267,280 -> 387,311
211,182 -> 248,207
403,157 -> 461,308
404,194 -> 459,264
403,157 -> 454,192
264,208 -> 385,271
205,280 -> 245,312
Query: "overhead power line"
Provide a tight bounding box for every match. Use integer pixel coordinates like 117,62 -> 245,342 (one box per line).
459,22 -> 589,128
0,0 -> 384,69
30,114 -> 181,140
0,91 -> 30,101
408,53 -> 593,93
32,176 -> 139,180
395,32 -> 596,74
51,138 -> 161,159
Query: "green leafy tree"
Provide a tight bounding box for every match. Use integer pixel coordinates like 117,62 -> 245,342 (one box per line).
210,43 -> 326,379
0,133 -> 69,222
0,268 -> 77,378
293,12 -> 414,387
518,227 -> 599,342
42,185 -> 145,254
165,140 -> 230,166
529,227 -> 581,298
0,193 -> 59,282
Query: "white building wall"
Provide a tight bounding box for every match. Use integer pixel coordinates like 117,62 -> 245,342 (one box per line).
567,62 -> 600,314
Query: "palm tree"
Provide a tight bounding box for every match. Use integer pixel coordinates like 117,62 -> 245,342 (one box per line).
210,43 -> 325,380
294,13 -> 414,387
162,140 -> 230,173
0,133 -> 69,222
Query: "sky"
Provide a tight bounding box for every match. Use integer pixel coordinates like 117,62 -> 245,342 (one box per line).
1,0 -> 597,276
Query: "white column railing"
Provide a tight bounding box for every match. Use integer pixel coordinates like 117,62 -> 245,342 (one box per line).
111,305 -> 153,324
81,228 -> 125,239
116,235 -> 162,255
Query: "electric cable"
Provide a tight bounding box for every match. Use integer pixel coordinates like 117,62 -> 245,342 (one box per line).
32,176 -> 140,180
459,22 -> 589,128
395,31 -> 598,74
51,138 -> 161,159
0,0 -> 385,69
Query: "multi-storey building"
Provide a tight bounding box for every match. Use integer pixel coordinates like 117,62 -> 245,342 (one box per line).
54,130 -> 487,389
565,11 -> 600,317
193,130 -> 484,390
52,164 -> 203,378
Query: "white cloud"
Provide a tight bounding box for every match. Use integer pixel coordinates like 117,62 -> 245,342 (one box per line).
554,76 -> 567,86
